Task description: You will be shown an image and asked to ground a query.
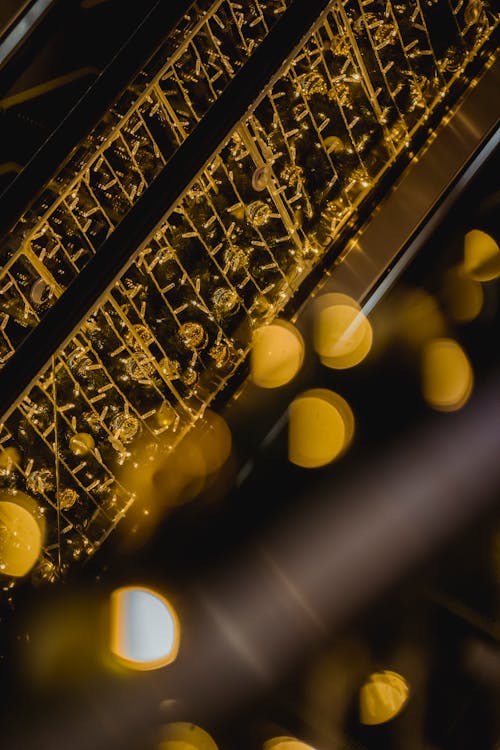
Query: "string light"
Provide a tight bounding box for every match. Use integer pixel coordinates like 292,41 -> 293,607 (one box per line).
288,389 -> 354,468
0,0 -> 495,588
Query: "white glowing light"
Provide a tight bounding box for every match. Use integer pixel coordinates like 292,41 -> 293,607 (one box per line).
110,587 -> 179,670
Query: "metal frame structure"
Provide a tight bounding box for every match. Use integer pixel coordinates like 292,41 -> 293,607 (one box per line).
0,0 -> 193,232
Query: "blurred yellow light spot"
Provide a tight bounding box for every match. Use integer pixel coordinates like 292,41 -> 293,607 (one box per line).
399,288 -> 446,348
151,410 -> 232,504
251,320 -> 304,388
359,670 -> 410,725
110,586 -> 179,670
421,338 -> 473,412
0,497 -> 42,577
120,410 -> 232,548
264,739 -> 315,750
288,389 -> 354,468
152,435 -> 207,507
464,229 -> 500,281
69,432 -> 95,456
314,294 -> 372,369
442,266 -> 483,323
159,723 -> 218,750
189,410 -> 232,475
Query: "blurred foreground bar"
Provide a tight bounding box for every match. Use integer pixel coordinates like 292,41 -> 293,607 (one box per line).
6,363 -> 500,749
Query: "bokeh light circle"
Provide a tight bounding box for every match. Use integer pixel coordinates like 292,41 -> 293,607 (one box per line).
463,229 -> 500,282
288,389 -> 354,468
314,294 -> 372,369
110,586 -> 180,671
159,723 -> 218,750
421,338 -> 473,412
0,491 -> 44,577
251,320 -> 304,388
359,670 -> 410,725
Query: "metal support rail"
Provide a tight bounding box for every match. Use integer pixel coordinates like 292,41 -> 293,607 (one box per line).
0,0 -> 79,92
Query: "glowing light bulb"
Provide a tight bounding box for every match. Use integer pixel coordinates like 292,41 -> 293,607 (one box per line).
314,294 -> 372,369
159,723 -> 218,750
463,229 -> 500,281
69,432 -> 95,456
264,739 -> 316,750
421,338 -> 473,412
110,587 -> 180,670
288,389 -> 354,468
360,670 -> 410,725
0,495 -> 43,577
251,320 -> 304,388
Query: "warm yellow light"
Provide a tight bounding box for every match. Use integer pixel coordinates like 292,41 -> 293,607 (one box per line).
159,723 -> 218,750
69,432 -> 95,456
395,288 -> 446,349
359,670 -> 410,725
188,410 -> 232,475
264,738 -> 316,750
0,495 -> 43,577
110,586 -> 180,670
0,446 -> 21,472
156,402 -> 177,429
120,409 -> 232,548
251,320 -> 304,388
442,266 -> 483,323
314,294 -> 372,369
421,338 -> 473,412
288,389 -> 354,468
463,229 -> 500,281
263,739 -> 295,750
151,410 -> 232,506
